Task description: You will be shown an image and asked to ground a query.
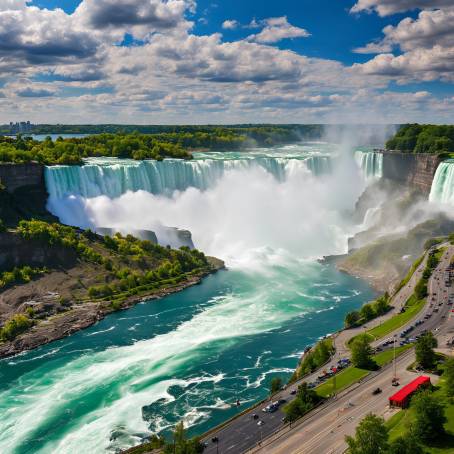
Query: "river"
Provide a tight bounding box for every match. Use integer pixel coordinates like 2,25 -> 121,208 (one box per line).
0,143 -> 378,453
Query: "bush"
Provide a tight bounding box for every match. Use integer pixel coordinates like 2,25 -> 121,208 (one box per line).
0,314 -> 33,341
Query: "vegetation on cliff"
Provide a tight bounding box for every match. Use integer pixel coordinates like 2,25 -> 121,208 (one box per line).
386,124 -> 454,155
0,220 -> 217,344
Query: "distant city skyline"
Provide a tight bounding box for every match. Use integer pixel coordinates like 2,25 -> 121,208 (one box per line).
0,0 -> 453,124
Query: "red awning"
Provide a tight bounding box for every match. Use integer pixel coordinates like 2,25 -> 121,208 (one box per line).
389,376 -> 431,404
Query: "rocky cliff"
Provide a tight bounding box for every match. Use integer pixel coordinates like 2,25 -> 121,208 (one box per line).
382,152 -> 441,194
0,163 -> 44,193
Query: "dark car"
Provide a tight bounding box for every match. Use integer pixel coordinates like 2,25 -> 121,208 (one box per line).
252,413 -> 259,420
372,387 -> 382,395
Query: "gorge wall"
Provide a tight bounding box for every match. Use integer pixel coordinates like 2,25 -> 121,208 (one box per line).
0,163 -> 44,193
382,151 -> 442,194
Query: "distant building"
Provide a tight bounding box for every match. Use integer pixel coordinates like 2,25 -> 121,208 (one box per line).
9,121 -> 33,134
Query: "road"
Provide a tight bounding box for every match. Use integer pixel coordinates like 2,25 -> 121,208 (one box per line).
201,245 -> 454,454
252,245 -> 454,454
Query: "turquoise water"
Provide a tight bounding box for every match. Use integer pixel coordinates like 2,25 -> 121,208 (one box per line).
0,262 -> 374,454
0,143 -> 378,453
429,159 -> 454,205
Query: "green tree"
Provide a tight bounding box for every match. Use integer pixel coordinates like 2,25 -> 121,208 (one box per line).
351,334 -> 376,370
345,413 -> 389,454
270,376 -> 283,395
345,311 -> 361,328
360,303 -> 375,321
444,357 -> 454,397
387,435 -> 424,454
415,332 -> 438,369
412,390 -> 446,443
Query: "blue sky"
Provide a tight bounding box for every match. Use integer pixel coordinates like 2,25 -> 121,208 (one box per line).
1,0 -> 453,123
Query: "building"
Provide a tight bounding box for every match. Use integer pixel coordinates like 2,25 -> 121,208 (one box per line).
9,121 -> 33,134
389,375 -> 431,408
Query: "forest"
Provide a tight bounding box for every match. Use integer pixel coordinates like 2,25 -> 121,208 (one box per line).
0,125 -> 323,165
386,124 -> 454,154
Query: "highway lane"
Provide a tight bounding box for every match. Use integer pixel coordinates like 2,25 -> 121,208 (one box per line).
255,245 -> 454,454
201,245 -> 453,454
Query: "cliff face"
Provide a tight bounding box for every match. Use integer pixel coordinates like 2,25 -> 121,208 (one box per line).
382,152 -> 441,194
0,163 -> 55,226
0,163 -> 44,193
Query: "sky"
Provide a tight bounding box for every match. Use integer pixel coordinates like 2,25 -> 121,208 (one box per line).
1,0 -> 454,124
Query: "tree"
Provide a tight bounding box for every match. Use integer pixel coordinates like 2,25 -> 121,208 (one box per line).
270,376 -> 283,395
360,304 -> 375,321
387,435 -> 424,454
412,390 -> 446,443
444,357 -> 454,397
345,413 -> 389,454
415,332 -> 438,369
351,334 -> 376,370
283,382 -> 321,422
345,311 -> 361,328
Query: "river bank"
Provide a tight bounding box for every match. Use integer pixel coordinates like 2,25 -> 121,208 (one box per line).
0,257 -> 225,360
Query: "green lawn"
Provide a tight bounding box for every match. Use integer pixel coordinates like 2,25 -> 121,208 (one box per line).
366,297 -> 426,340
386,374 -> 454,453
316,345 -> 414,398
316,367 -> 369,398
374,344 -> 414,366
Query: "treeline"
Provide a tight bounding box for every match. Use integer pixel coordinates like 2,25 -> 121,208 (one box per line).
344,293 -> 391,329
12,123 -> 324,141
0,134 -> 191,165
290,338 -> 334,382
386,124 -> 454,154
0,125 -> 324,165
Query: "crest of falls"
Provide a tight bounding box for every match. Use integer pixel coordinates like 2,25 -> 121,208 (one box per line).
354,150 -> 383,179
44,155 -> 332,200
429,160 -> 454,204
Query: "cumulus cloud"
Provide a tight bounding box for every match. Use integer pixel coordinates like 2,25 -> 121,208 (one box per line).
246,17 -> 310,44
354,7 -> 454,81
222,19 -> 238,30
74,0 -> 192,40
0,0 -> 451,123
350,0 -> 454,16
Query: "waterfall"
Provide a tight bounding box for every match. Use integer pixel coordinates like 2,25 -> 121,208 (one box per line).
45,155 -> 332,199
354,150 -> 383,179
429,160 -> 454,204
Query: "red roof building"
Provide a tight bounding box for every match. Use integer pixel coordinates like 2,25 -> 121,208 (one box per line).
389,376 -> 431,408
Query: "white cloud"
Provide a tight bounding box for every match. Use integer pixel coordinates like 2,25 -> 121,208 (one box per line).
354,7 -> 454,81
222,19 -> 238,30
246,16 -> 310,44
350,0 -> 454,16
0,0 -> 451,123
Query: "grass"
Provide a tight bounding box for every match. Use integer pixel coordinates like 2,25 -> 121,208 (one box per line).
374,344 -> 414,367
316,344 -> 414,398
366,296 -> 426,340
385,370 -> 454,453
316,367 -> 369,398
395,255 -> 424,294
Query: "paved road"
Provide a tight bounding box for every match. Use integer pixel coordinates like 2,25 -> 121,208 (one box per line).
201,245 -> 453,454
253,245 -> 454,454
203,248 -> 454,454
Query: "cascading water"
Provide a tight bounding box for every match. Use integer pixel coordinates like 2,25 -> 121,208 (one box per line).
45,153 -> 332,200
429,160 -> 454,205
0,143 -> 376,454
354,150 -> 383,180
